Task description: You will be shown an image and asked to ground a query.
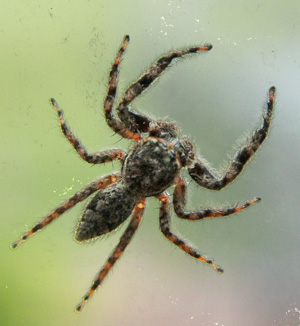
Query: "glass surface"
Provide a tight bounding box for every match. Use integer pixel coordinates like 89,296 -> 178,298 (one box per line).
1,1 -> 300,325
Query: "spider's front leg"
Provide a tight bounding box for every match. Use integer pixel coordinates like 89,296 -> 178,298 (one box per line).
115,38 -> 212,135
51,98 -> 126,164
103,35 -> 143,140
156,192 -> 223,273
188,86 -> 275,190
11,174 -> 120,249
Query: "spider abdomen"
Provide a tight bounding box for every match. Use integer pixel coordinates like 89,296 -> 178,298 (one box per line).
122,137 -> 180,197
75,183 -> 137,241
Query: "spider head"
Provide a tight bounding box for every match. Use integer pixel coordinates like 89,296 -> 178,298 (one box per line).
148,120 -> 179,139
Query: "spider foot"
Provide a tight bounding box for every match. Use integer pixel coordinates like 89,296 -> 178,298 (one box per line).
75,291 -> 92,313
203,258 -> 224,273
197,44 -> 213,51
50,97 -> 59,110
11,232 -> 32,249
11,238 -> 24,249
269,86 -> 276,102
233,197 -> 261,214
75,301 -> 86,313
50,98 -> 64,119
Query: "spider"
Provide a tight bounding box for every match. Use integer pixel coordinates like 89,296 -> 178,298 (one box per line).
12,35 -> 275,312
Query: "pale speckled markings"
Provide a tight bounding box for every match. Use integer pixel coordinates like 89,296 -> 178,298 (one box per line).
156,192 -> 224,273
188,87 -> 276,190
11,174 -> 120,249
173,178 -> 261,220
75,198 -> 146,313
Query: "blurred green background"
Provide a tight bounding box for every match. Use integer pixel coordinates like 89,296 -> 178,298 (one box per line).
1,1 -> 300,325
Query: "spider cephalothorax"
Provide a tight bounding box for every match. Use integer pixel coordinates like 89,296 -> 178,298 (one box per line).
12,35 -> 275,312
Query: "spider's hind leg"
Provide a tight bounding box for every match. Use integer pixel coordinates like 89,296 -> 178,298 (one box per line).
11,174 -> 120,249
156,192 -> 223,273
75,198 -> 146,313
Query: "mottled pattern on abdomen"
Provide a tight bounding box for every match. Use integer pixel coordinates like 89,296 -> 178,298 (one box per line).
75,183 -> 137,241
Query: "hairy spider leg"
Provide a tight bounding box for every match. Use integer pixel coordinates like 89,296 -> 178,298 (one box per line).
50,98 -> 126,164
11,174 -> 120,249
103,35 -> 141,140
156,192 -> 223,273
173,178 -> 260,220
188,86 -> 276,190
116,43 -> 213,132
75,198 -> 146,313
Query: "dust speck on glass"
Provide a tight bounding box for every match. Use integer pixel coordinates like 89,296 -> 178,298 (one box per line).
11,35 -> 276,313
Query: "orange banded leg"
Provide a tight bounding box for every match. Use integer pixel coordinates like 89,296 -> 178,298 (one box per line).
75,198 -> 146,313
173,178 -> 261,220
103,35 -> 141,140
116,43 -> 213,128
188,86 -> 276,190
157,192 -> 223,273
50,98 -> 126,164
11,174 -> 120,249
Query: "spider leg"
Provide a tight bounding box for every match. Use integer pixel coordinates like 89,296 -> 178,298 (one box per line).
75,198 -> 146,313
118,109 -> 153,133
188,86 -> 276,190
116,42 -> 213,133
51,98 -> 127,163
11,174 -> 120,249
173,178 -> 260,220
104,35 -> 142,140
156,192 -> 223,273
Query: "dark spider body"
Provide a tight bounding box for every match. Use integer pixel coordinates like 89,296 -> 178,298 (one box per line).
77,134 -> 186,240
122,136 -> 181,196
12,35 -> 276,313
